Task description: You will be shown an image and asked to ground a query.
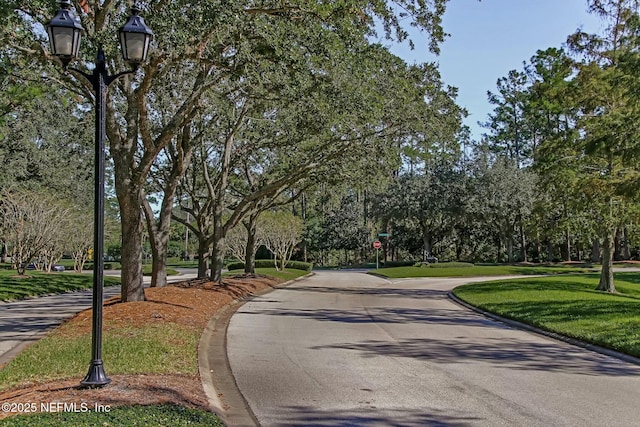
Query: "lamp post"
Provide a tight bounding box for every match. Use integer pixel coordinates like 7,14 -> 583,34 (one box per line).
46,0 -> 153,388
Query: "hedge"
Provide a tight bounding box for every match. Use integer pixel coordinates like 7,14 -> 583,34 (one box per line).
416,261 -> 475,268
226,260 -> 313,272
381,261 -> 418,268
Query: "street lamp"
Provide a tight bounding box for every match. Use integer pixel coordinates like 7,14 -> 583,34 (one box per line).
46,0 -> 153,388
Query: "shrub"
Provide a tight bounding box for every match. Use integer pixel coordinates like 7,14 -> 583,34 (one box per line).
428,262 -> 475,269
226,260 -> 313,272
382,261 -> 417,268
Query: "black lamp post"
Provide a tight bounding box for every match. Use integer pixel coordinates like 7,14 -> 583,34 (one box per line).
46,0 -> 153,388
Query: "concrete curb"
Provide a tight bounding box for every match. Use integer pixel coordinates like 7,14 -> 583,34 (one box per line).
198,272 -> 314,426
448,291 -> 640,367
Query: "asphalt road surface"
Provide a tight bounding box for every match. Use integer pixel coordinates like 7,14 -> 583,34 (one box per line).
227,271 -> 640,426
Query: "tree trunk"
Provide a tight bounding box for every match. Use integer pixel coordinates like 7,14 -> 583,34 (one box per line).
591,239 -> 601,263
546,241 -> 554,263
119,199 -> 146,302
507,238 -> 514,263
302,192 -> 308,263
149,244 -> 168,288
209,195 -> 228,283
0,242 -> 7,263
622,227 -> 631,260
596,228 -> 616,293
210,235 -> 225,283
535,232 -> 542,263
519,223 -> 527,262
421,225 -> 432,261
196,237 -> 210,278
142,199 -> 167,288
565,228 -> 571,262
614,227 -> 631,261
243,212 -> 259,275
143,128 -> 193,288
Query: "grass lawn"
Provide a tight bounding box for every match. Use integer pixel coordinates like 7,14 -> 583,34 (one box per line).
0,404 -> 222,426
452,273 -> 640,357
0,270 -> 120,302
372,264 -> 595,278
0,323 -> 200,391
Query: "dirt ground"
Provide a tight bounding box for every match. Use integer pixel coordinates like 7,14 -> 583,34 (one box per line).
0,274 -> 282,420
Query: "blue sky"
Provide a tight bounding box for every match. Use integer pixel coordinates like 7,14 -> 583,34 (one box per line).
388,0 -> 604,141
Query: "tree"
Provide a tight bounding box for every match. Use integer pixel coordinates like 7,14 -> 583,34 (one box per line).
473,157 -> 537,263
67,209 -> 94,272
559,0 -> 640,292
373,160 -> 466,261
321,193 -> 370,265
0,190 -> 71,275
261,211 -> 305,271
10,0 -> 451,300
225,221 -> 256,267
483,70 -> 533,167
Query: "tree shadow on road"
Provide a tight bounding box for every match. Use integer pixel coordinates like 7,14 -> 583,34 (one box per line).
239,305 -> 509,329
311,336 -> 640,377
270,405 -> 482,426
279,285 -> 449,299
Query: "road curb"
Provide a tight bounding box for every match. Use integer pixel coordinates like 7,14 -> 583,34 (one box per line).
448,291 -> 640,367
198,272 -> 314,426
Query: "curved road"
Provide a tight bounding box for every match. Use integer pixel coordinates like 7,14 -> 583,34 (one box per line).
227,271 -> 640,426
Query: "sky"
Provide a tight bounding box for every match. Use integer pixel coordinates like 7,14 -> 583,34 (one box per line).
387,0 -> 604,141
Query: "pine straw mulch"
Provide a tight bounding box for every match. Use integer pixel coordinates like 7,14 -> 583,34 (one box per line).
0,274 -> 282,420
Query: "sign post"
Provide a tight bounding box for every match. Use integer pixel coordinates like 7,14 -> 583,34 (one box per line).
373,240 -> 381,269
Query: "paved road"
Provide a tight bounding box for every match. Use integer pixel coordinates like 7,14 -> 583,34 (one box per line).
0,269 -> 198,365
227,271 -> 640,426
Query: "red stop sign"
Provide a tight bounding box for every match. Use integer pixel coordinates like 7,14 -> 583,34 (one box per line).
373,240 -> 381,249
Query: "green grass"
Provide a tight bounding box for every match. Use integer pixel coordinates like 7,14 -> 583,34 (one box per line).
0,270 -> 120,302
452,273 -> 640,357
167,258 -> 199,268
372,265 -> 595,278
141,265 -> 179,276
0,404 -> 222,426
226,267 -> 309,282
0,324 -> 199,391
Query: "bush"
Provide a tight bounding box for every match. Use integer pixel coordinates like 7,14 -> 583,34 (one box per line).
382,261 -> 417,268
427,262 -> 475,269
226,260 -> 313,272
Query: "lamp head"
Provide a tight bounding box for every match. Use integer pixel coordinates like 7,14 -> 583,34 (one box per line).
118,4 -> 154,68
46,0 -> 84,68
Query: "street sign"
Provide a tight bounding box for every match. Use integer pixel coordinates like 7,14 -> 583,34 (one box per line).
373,240 -> 381,249
378,233 -> 389,237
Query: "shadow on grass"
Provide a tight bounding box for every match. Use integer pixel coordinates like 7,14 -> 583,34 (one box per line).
455,283 -> 640,358
0,273 -> 120,302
